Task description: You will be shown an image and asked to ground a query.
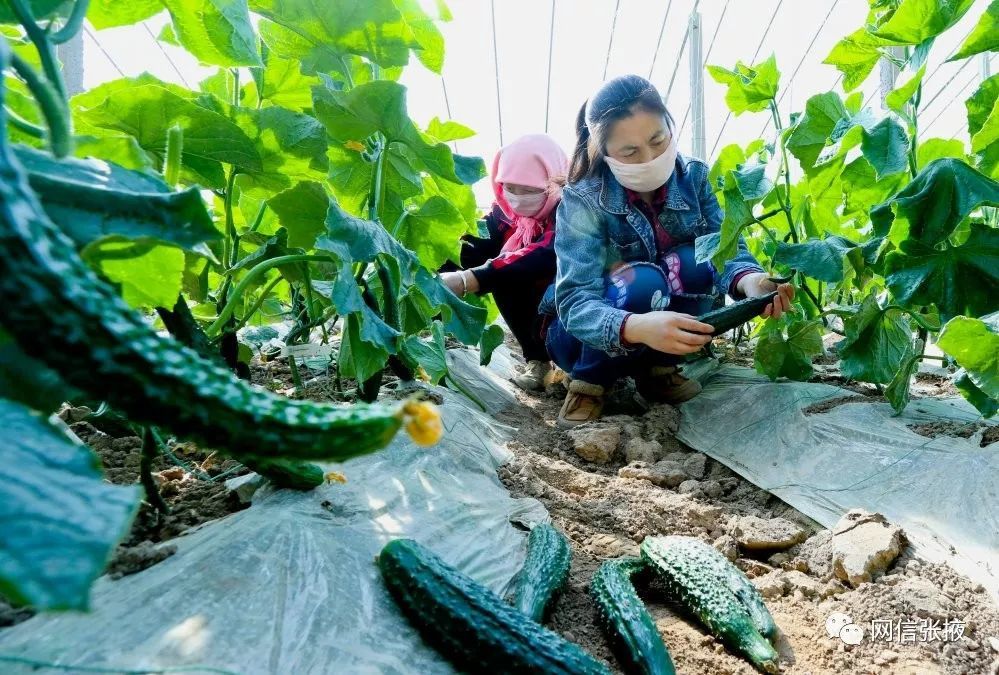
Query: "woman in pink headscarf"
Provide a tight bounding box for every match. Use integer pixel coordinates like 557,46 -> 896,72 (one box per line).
440,134 -> 569,391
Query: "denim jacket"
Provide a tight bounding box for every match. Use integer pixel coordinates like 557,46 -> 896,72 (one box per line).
548,154 -> 763,356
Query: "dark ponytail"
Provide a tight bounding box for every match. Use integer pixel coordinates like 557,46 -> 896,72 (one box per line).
567,75 -> 675,184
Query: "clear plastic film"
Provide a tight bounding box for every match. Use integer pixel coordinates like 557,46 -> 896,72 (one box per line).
0,347 -> 547,674
678,363 -> 999,598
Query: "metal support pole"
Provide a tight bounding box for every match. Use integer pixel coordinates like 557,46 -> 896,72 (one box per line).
982,52 -> 993,80
878,46 -> 903,110
688,10 -> 706,159
57,32 -> 84,96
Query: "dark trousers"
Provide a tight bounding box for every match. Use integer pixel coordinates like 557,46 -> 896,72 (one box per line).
441,226 -> 550,363
546,244 -> 715,387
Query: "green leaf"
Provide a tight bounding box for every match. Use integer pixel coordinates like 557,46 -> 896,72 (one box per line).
949,0 -> 999,60
479,324 -> 505,367
871,158 -> 999,245
453,153 -> 487,185
401,321 -> 448,384
85,239 -> 186,309
754,318 -> 823,381
396,196 -> 466,269
954,369 -> 998,418
161,0 -> 262,67
708,144 -> 748,191
393,0 -> 446,73
12,146 -> 219,253
885,64 -> 926,116
87,0 -> 162,29
268,181 -> 330,250
74,135 -> 154,172
885,341 -> 923,414
426,117 -> 475,142
839,294 -> 915,384
338,312 -> 389,383
873,0 -> 977,45
786,92 -> 849,173
937,315 -> 999,405
697,165 -> 773,271
75,80 -> 262,186
916,138 -> 966,168
0,398 -> 139,610
841,157 -> 909,216
706,55 -> 780,115
967,75 -> 999,160
823,28 -> 895,91
252,55 -> 320,111
774,235 -> 881,284
313,79 -> 463,184
884,223 -> 999,320
249,0 -> 424,70
861,117 -> 910,179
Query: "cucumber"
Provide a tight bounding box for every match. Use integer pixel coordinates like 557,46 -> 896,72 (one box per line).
240,457 -> 324,491
0,56 -> 402,465
378,538 -> 610,675
698,291 -> 778,336
591,557 -> 676,675
507,523 -> 572,622
641,537 -> 779,674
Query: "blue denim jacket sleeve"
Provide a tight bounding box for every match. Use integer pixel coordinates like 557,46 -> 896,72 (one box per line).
694,162 -> 765,297
553,186 -> 632,356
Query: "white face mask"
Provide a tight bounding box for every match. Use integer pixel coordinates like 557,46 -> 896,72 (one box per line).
503,185 -> 547,217
604,135 -> 678,192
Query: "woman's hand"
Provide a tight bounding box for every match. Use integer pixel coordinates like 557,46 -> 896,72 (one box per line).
623,311 -> 714,355
440,270 -> 480,297
737,272 -> 795,320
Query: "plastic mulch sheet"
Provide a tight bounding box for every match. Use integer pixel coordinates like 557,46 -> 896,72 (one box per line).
0,347 -> 546,674
678,363 -> 999,598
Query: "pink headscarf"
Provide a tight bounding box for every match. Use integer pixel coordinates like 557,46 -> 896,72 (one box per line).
491,134 -> 569,254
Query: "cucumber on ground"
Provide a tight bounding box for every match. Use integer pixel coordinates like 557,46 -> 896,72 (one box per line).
698,292 -> 778,336
0,54 -> 402,466
378,538 -> 609,675
507,523 -> 572,622
590,557 -> 676,675
641,537 -> 779,674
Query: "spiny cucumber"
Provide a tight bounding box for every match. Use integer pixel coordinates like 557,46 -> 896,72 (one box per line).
698,291 -> 778,336
590,557 -> 676,675
507,523 -> 572,622
378,538 -> 609,675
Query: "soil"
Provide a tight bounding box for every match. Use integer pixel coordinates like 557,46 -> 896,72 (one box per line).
496,356 -> 999,674
908,420 -> 999,448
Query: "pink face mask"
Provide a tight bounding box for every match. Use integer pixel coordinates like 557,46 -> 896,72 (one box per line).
502,185 -> 547,217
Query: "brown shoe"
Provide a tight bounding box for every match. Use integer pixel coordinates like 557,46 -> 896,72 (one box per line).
636,366 -> 702,405
511,360 -> 551,392
557,380 -> 605,428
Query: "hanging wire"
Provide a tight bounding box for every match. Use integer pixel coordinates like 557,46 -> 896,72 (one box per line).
922,54 -> 994,136
602,0 -> 622,81
920,57 -> 978,114
439,77 -> 458,151
677,0 -> 732,137
758,0 -> 842,138
83,25 -> 125,78
544,0 -> 556,132
142,22 -> 191,88
648,0 -> 675,79
489,0 -> 504,146
708,0 -> 783,158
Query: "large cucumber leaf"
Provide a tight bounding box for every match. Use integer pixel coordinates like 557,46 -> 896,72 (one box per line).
885,224 -> 999,321
823,28 -> 897,92
872,0 -> 977,45
838,294 -> 915,384
87,0 -> 161,29
267,181 -> 330,250
871,159 -> 999,246
0,397 -> 139,611
937,314 -> 999,417
696,164 -> 773,271
83,238 -> 186,310
948,0 -> 999,61
395,195 -> 467,270
12,146 -> 219,253
774,235 -> 881,284
161,0 -> 262,67
967,75 -> 999,179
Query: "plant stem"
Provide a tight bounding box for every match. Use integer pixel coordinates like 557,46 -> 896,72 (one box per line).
50,0 -> 90,44
368,134 -> 386,223
223,168 -> 239,268
5,106 -> 45,137
164,124 -> 183,187
9,52 -> 71,157
769,99 -> 799,244
249,202 -> 267,232
140,427 -> 170,515
208,254 -> 335,336
230,275 -> 285,333
8,0 -> 68,101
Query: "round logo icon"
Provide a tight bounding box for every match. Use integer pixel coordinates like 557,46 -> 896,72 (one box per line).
840,623 -> 865,645
825,612 -> 853,639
